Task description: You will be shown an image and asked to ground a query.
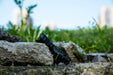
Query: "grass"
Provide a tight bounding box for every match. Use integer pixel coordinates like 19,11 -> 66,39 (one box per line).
2,22 -> 113,53
43,25 -> 113,53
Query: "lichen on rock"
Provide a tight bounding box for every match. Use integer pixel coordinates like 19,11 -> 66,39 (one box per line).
54,41 -> 87,62
0,41 -> 53,66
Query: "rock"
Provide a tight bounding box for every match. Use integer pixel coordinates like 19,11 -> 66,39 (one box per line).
87,53 -> 112,62
0,29 -> 23,42
92,55 -> 107,62
107,53 -> 113,61
54,41 -> 87,62
65,63 -> 113,75
0,41 -> 53,66
0,63 -> 112,75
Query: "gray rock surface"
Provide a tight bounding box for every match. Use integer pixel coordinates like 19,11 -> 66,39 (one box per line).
0,63 -> 113,75
0,41 -> 53,66
54,41 -> 87,62
0,29 -> 22,42
92,55 -> 107,62
87,53 -> 113,62
107,53 -> 113,61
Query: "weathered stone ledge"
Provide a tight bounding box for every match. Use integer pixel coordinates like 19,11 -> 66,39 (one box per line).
0,40 -> 86,66
0,62 -> 113,75
0,29 -> 23,42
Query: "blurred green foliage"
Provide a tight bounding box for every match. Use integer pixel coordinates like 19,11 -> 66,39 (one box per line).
1,0 -> 112,53
6,22 -> 40,42
4,22 -> 113,53
43,25 -> 113,53
7,0 -> 39,42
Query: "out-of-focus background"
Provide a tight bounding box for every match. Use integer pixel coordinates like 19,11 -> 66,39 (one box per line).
1,0 -> 113,29
1,0 -> 113,53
